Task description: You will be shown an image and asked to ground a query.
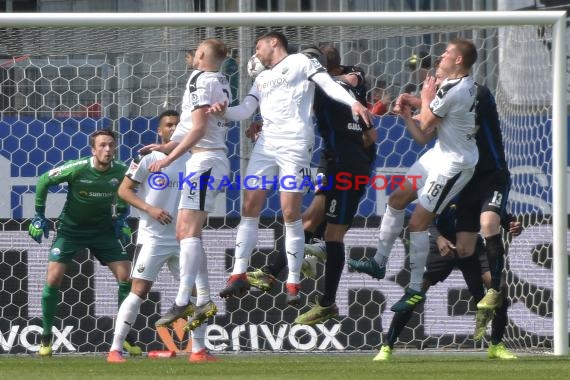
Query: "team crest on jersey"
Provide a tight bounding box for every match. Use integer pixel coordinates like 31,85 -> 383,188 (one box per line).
50,248 -> 61,256
191,93 -> 199,106
108,178 -> 120,187
309,58 -> 322,70
137,263 -> 145,273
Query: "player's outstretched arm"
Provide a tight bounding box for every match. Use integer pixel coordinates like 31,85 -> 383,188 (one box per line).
208,95 -> 259,121
29,163 -> 74,243
149,108 -> 208,173
312,71 -> 372,127
139,140 -> 179,155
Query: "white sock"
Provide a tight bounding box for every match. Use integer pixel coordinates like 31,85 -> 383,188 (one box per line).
409,231 -> 429,292
191,323 -> 207,353
175,237 -> 203,306
195,247 -> 211,306
374,205 -> 405,267
285,219 -> 304,285
232,216 -> 259,274
111,293 -> 143,352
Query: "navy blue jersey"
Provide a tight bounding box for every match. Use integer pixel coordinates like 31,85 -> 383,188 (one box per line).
474,83 -> 508,174
313,65 -> 374,168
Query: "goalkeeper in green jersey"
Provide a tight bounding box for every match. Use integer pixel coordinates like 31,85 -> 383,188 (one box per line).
28,128 -> 140,357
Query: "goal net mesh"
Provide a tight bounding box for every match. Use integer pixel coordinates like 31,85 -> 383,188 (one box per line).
0,22 -> 558,354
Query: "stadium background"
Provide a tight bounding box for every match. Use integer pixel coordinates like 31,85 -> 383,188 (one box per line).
0,0 -> 568,354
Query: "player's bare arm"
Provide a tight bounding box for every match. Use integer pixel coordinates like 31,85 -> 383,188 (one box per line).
118,176 -> 173,225
393,94 -> 434,145
362,127 -> 377,148
148,107 -> 209,172
418,76 -> 440,131
139,140 -> 179,155
207,100 -> 228,115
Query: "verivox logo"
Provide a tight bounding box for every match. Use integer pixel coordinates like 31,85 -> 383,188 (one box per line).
1,325 -> 75,353
156,318 -> 192,352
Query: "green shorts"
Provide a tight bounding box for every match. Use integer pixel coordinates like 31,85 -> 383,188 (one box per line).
49,228 -> 129,265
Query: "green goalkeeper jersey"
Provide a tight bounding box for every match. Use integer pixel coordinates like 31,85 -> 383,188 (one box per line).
35,157 -> 128,235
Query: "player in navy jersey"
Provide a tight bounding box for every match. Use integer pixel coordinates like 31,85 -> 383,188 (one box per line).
454,82 -> 512,315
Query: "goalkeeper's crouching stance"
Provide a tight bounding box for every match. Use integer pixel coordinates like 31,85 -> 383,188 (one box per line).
28,129 -> 141,357
373,202 -> 521,361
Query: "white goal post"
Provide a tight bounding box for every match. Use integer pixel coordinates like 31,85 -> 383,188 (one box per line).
0,11 -> 566,356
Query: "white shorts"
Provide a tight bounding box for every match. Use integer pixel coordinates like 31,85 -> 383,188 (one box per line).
406,149 -> 475,214
131,243 -> 180,282
178,150 -> 229,212
246,134 -> 313,193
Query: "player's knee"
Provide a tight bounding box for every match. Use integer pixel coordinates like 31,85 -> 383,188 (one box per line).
455,243 -> 474,258
131,280 -> 151,297
387,188 -> 415,210
480,212 -> 501,236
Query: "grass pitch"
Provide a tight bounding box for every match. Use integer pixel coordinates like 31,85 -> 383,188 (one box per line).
1,352 -> 570,380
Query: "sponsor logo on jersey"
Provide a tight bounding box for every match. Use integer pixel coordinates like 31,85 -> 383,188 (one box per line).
137,263 -> 145,273
128,161 -> 139,172
191,93 -> 199,106
258,77 -> 288,91
281,67 -> 289,74
347,122 -> 362,131
79,190 -> 115,198
79,179 -> 93,184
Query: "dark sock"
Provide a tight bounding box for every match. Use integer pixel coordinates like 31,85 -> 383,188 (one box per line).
386,309 -> 414,348
320,241 -> 344,307
304,230 -> 314,244
41,285 -> 59,338
491,297 -> 508,345
118,281 -> 131,306
485,234 -> 505,290
265,249 -> 287,277
459,252 -> 485,301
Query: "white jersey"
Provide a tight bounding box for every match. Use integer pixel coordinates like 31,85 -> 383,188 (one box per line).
429,75 -> 478,170
172,70 -> 232,152
125,151 -> 190,245
249,53 -> 326,142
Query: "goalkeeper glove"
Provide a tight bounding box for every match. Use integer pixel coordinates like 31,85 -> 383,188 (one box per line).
28,214 -> 50,244
114,216 -> 132,246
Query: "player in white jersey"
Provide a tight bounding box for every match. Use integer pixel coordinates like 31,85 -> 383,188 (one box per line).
107,111 -> 215,363
146,39 -> 229,361
348,38 -> 479,313
207,31 -> 371,305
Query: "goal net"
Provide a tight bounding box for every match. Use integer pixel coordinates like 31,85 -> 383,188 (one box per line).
0,13 -> 566,355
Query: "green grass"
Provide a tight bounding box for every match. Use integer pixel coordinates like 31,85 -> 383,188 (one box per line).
1,352 -> 570,380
